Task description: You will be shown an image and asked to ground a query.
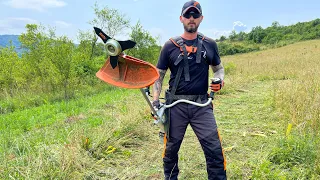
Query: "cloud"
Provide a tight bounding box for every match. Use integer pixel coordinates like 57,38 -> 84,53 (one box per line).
54,21 -> 72,28
233,21 -> 247,32
3,0 -> 67,11
0,17 -> 38,34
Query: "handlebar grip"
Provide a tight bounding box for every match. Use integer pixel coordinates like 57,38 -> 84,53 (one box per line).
209,91 -> 214,99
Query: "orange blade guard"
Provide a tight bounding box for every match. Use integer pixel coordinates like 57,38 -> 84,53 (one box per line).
96,54 -> 160,89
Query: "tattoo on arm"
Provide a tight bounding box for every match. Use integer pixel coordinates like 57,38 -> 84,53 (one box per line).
210,64 -> 225,80
153,69 -> 167,101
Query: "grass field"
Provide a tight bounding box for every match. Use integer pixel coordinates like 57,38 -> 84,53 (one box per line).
1,40 -> 320,179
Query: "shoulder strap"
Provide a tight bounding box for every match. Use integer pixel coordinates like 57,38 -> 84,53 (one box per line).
196,32 -> 205,63
197,32 -> 205,40
170,36 -> 195,54
170,36 -> 184,48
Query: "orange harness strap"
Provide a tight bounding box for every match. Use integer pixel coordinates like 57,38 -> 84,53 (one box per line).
169,33 -> 205,55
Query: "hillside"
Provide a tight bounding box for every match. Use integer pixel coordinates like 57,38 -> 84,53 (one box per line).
1,39 -> 319,179
0,35 -> 20,48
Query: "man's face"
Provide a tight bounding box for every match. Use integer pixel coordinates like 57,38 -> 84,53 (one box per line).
180,8 -> 203,33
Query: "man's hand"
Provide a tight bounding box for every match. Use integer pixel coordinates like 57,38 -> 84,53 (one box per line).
152,100 -> 160,110
151,100 -> 161,120
210,78 -> 224,92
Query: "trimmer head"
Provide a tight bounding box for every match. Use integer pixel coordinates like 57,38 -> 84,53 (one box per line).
94,27 -> 159,89
94,27 -> 136,69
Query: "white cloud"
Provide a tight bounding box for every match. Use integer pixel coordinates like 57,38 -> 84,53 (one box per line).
4,0 -> 67,11
0,17 -> 38,34
233,21 -> 247,32
54,21 -> 72,28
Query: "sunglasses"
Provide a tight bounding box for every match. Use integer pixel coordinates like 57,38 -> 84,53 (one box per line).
183,11 -> 201,19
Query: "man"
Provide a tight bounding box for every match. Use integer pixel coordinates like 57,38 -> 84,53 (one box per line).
152,1 -> 226,179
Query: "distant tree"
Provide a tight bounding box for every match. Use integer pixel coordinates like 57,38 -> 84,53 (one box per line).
19,24 -> 57,92
219,36 -> 227,42
90,3 -> 130,38
88,3 -> 131,59
48,36 -> 76,99
311,18 -> 320,26
229,30 -> 237,41
127,21 -> 160,65
247,26 -> 266,43
271,21 -> 281,29
237,31 -> 247,41
0,44 -> 20,97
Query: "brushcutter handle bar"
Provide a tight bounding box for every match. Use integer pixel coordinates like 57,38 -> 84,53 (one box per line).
164,97 -> 213,108
153,97 -> 213,125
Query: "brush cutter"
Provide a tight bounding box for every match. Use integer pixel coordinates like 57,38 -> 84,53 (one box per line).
93,27 -> 218,144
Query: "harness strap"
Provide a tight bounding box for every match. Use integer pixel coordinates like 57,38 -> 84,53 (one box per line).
174,55 -> 183,66
196,36 -> 203,63
168,32 -> 207,97
164,55 -> 185,139
181,45 -> 190,82
169,61 -> 184,101
166,92 -> 208,103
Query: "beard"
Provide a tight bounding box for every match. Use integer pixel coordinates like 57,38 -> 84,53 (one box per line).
183,23 -> 199,33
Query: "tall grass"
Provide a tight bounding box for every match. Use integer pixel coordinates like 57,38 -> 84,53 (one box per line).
223,39 -> 320,178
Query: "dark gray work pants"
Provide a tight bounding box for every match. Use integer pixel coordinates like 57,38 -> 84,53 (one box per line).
162,99 -> 226,180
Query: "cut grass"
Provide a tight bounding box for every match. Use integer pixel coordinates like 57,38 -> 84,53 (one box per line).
0,80 -> 283,179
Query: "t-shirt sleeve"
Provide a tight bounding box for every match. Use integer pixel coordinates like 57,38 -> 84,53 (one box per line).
207,38 -> 221,66
156,41 -> 172,70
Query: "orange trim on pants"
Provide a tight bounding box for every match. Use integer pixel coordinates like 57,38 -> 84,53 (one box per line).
217,129 -> 227,170
162,133 -> 167,158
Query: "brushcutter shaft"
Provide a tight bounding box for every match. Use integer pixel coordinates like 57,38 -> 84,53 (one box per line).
140,88 -> 158,117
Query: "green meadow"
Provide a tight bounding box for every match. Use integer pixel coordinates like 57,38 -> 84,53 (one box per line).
1,39 -> 319,179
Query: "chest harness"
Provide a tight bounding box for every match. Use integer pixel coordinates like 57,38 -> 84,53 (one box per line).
169,32 -> 206,83
167,33 -> 208,101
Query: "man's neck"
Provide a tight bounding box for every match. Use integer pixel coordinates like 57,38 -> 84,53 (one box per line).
181,31 -> 198,40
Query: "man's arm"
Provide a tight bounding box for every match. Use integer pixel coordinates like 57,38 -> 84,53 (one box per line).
153,68 -> 167,101
210,63 -> 224,80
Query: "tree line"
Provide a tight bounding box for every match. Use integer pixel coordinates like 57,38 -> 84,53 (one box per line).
217,19 -> 320,56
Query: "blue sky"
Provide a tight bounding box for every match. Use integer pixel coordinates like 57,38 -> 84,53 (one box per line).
0,0 -> 319,45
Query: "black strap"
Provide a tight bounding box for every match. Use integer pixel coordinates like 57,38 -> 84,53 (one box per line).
169,63 -> 184,102
196,36 -> 203,63
181,45 -> 190,82
168,93 -> 208,102
174,54 -> 183,66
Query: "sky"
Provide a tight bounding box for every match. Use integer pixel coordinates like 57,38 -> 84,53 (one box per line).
0,0 -> 319,45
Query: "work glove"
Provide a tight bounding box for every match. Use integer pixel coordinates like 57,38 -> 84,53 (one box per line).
152,100 -> 160,110
210,78 -> 224,92
151,100 -> 160,120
